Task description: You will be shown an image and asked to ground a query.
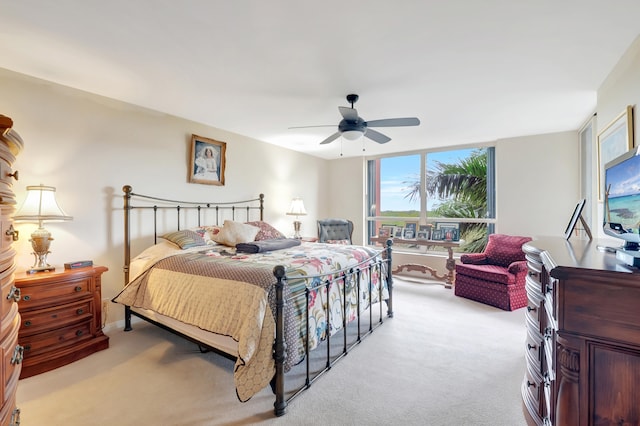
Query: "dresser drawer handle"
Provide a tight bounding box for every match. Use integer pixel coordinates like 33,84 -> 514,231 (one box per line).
23,344 -> 31,352
527,305 -> 537,312
76,330 -> 83,337
528,271 -> 538,277
7,286 -> 21,302
77,308 -> 84,315
22,295 -> 30,301
74,286 -> 83,292
545,285 -> 552,293
10,407 -> 20,426
5,224 -> 19,241
24,320 -> 31,327
10,345 -> 24,365
526,380 -> 536,388
527,343 -> 537,351
8,170 -> 19,181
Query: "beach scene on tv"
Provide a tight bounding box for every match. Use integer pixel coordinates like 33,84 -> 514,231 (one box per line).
606,152 -> 640,234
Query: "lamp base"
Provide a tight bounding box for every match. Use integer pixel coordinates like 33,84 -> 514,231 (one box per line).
292,220 -> 302,239
28,227 -> 55,274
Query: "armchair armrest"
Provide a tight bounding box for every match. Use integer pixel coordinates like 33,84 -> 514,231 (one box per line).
507,260 -> 528,275
460,253 -> 488,265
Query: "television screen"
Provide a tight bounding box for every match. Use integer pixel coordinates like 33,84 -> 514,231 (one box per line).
604,146 -> 640,248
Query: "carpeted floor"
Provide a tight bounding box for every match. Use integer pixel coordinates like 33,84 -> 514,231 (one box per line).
16,277 -> 528,425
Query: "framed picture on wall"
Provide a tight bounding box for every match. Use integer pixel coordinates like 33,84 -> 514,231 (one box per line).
597,106 -> 634,200
189,134 -> 227,186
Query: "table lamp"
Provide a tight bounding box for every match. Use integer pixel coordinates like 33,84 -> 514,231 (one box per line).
13,185 -> 73,273
286,197 -> 306,239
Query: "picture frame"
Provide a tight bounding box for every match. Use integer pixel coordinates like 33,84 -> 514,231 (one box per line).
419,224 -> 433,240
378,227 -> 390,238
564,199 -> 592,240
431,229 -> 443,240
440,226 -> 460,241
416,230 -> 429,240
402,227 -> 415,239
393,227 -> 404,238
189,134 -> 227,186
435,222 -> 459,231
597,106 -> 634,200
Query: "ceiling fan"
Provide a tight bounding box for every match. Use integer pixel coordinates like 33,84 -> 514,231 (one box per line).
290,94 -> 421,145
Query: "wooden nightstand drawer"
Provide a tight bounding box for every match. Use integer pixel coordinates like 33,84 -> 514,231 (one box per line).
15,266 -> 109,378
19,300 -> 92,336
18,276 -> 92,308
21,319 -> 92,357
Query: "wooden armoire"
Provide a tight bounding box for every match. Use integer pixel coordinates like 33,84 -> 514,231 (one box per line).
0,115 -> 24,426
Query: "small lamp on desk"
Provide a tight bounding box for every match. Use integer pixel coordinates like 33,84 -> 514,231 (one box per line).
286,197 -> 306,239
13,185 -> 73,273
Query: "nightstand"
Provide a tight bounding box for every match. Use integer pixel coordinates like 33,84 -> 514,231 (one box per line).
14,266 -> 109,378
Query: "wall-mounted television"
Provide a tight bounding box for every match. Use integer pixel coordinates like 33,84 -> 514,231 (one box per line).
603,145 -> 640,250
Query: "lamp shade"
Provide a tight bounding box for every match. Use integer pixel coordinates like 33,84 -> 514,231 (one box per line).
14,185 -> 73,225
342,130 -> 363,141
286,198 -> 307,216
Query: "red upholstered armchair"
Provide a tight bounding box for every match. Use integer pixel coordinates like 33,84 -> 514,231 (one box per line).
454,234 -> 532,311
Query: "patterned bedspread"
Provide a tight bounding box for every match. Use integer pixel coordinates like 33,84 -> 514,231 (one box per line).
113,241 -> 387,401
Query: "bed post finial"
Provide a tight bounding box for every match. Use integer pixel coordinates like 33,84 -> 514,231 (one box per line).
259,194 -> 264,221
272,265 -> 287,416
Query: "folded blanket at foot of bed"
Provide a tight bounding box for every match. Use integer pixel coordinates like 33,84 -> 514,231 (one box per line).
236,238 -> 302,253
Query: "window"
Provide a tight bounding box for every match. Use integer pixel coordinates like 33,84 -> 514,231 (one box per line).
367,147 -> 495,253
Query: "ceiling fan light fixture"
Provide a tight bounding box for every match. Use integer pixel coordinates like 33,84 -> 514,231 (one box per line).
342,130 -> 363,141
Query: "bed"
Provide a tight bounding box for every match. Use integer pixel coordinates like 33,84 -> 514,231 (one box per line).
113,185 -> 394,416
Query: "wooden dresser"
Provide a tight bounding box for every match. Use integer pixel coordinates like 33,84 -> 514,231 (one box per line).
522,237 -> 640,426
15,266 -> 109,379
0,117 -> 23,426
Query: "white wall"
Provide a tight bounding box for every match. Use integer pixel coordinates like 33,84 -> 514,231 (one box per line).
595,34 -> 640,240
1,68 -> 327,326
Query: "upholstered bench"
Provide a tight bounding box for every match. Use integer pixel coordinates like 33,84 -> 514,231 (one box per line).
454,234 -> 532,311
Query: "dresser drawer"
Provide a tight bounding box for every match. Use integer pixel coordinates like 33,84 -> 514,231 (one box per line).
18,275 -> 93,309
0,309 -> 21,405
525,320 -> 544,373
523,362 -> 544,420
19,299 -> 92,336
21,319 -> 92,357
0,219 -> 16,254
0,263 -> 16,325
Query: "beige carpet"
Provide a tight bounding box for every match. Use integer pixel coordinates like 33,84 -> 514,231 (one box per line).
16,277 -> 528,426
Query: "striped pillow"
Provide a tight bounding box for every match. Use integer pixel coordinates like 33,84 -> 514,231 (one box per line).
161,230 -> 207,249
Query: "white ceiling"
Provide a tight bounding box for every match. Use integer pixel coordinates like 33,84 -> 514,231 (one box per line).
2,1 -> 640,159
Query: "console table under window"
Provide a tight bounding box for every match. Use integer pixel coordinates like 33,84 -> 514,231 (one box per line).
371,237 -> 459,288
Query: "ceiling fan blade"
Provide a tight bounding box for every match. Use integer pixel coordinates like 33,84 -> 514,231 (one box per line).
288,125 -> 336,129
365,117 -> 420,127
339,106 -> 359,121
320,131 -> 342,145
364,128 -> 392,144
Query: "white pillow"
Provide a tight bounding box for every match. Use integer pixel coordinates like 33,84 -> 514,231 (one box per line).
212,220 -> 260,247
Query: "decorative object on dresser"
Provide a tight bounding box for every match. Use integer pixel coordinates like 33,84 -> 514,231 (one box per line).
15,266 -> 109,379
0,115 -> 23,426
13,185 -> 72,273
454,233 -> 532,310
563,198 -> 592,240
286,197 -> 307,239
522,237 -> 640,426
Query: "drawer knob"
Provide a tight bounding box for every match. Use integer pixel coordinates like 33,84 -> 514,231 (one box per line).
22,295 -> 30,301
75,286 -> 82,292
24,320 -> 31,327
5,224 -> 19,241
7,170 -> 19,181
526,380 -> 536,388
6,286 -> 21,302
77,308 -> 84,315
76,330 -> 83,337
24,344 -> 31,352
527,305 -> 537,312
10,345 -> 24,365
527,343 -> 537,351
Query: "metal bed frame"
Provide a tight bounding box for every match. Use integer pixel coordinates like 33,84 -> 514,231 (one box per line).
121,185 -> 393,416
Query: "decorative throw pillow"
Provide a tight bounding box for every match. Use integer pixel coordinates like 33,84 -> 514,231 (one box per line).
161,230 -> 207,249
191,225 -> 222,244
212,220 -> 260,247
245,221 -> 286,241
325,239 -> 350,245
484,234 -> 532,267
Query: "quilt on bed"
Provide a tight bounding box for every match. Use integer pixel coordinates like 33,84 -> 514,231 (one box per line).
113,241 -> 388,402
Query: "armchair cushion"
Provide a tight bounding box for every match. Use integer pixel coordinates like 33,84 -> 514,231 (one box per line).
483,234 -> 532,267
455,263 -> 515,285
460,253 -> 488,265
